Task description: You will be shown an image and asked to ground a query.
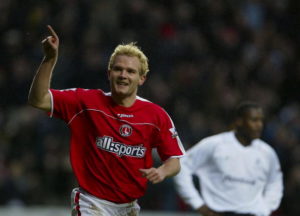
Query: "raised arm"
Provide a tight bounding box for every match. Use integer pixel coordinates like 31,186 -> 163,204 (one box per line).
28,25 -> 59,111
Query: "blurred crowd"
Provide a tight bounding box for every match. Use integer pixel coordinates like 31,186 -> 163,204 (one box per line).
0,0 -> 299,215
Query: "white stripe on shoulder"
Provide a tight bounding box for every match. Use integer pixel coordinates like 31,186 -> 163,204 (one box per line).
136,96 -> 152,103
103,93 -> 151,103
170,155 -> 185,159
48,89 -> 54,118
59,88 -> 77,92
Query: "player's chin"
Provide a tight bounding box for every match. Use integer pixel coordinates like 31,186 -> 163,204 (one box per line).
114,89 -> 130,98
113,85 -> 127,93
116,87 -> 129,93
251,132 -> 261,140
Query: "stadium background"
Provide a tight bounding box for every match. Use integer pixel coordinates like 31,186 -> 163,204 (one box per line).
0,0 -> 299,215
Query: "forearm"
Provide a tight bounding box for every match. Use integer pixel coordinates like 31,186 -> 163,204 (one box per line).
28,56 -> 57,111
263,154 -> 283,212
139,158 -> 181,184
174,162 -> 204,209
158,157 -> 180,178
263,179 -> 283,212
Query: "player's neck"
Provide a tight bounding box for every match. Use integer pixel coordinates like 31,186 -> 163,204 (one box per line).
234,131 -> 252,146
111,93 -> 136,107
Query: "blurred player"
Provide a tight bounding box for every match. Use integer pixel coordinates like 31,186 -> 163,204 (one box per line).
28,25 -> 185,216
174,102 -> 283,216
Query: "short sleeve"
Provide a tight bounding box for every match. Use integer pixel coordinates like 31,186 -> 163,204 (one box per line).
48,88 -> 83,123
155,109 -> 185,161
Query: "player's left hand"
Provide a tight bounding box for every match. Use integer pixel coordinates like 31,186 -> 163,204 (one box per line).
139,167 -> 166,184
42,25 -> 59,60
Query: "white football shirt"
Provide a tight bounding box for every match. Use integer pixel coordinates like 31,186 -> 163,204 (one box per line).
174,131 -> 283,216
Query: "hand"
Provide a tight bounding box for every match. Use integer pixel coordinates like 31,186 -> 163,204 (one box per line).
42,25 -> 59,60
197,205 -> 222,216
139,167 -> 166,184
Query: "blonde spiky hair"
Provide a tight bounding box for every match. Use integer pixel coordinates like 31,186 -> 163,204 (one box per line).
108,42 -> 149,76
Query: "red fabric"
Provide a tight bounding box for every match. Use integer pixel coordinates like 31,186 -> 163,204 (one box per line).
49,88 -> 184,203
75,191 -> 81,216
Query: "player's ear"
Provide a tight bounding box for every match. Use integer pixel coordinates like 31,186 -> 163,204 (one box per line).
138,75 -> 146,86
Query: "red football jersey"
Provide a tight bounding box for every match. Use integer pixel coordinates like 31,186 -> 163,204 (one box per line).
48,88 -> 185,203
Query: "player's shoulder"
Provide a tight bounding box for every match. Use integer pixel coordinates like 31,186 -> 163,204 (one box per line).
136,95 -> 154,105
192,132 -> 230,150
60,88 -> 108,103
136,96 -> 166,113
59,88 -> 103,94
253,138 -> 277,155
71,88 -> 106,97
76,88 -> 104,94
186,132 -> 226,154
202,131 -> 231,143
252,139 -> 280,161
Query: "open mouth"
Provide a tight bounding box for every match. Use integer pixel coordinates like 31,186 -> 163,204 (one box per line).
116,81 -> 128,86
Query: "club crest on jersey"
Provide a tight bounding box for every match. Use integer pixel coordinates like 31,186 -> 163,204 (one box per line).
119,124 -> 132,137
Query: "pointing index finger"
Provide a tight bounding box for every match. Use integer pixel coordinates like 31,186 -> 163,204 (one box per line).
47,25 -> 58,39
